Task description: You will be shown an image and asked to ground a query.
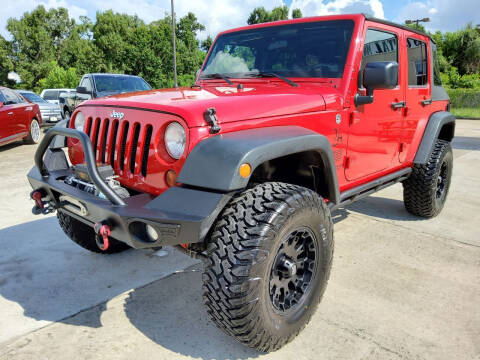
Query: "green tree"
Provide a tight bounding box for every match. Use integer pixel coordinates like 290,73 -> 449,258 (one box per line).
292,9 -> 303,19
442,23 -> 480,74
37,61 -> 79,92
201,35 -> 213,52
7,6 -> 76,89
0,35 -> 13,85
247,6 -> 301,25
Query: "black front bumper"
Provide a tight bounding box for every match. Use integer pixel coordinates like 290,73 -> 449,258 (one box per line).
28,127 -> 232,249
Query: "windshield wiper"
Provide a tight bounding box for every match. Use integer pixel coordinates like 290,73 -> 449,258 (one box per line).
251,72 -> 298,87
199,73 -> 234,85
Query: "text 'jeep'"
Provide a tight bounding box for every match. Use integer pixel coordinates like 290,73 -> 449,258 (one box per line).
28,14 -> 454,352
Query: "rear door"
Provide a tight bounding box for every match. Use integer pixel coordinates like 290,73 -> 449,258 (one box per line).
401,36 -> 431,162
345,24 -> 405,181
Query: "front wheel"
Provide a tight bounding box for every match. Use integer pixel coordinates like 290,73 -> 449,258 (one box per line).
24,119 -> 41,144
202,182 -> 334,352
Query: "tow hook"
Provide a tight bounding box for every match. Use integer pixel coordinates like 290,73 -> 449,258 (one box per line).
30,190 -> 55,215
94,221 -> 111,251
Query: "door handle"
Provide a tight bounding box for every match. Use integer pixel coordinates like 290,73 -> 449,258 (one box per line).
7,112 -> 14,115
421,99 -> 432,106
391,101 -> 406,109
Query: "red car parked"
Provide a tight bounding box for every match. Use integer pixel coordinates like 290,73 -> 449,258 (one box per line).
0,86 -> 42,146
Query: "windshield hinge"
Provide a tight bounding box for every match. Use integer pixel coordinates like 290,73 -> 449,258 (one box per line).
204,107 -> 221,134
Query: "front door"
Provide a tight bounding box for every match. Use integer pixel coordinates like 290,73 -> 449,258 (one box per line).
345,24 -> 405,181
1,89 -> 26,138
0,91 -> 10,141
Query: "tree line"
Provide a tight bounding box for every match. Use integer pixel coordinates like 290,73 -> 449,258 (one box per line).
0,5 -> 479,93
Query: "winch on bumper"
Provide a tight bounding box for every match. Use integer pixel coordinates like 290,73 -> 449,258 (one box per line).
27,128 -> 232,249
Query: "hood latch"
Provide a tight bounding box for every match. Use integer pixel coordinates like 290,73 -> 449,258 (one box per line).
204,107 -> 221,134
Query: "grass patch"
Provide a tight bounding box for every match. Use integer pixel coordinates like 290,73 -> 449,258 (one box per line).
451,107 -> 480,119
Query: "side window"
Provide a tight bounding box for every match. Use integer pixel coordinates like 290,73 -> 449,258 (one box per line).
359,28 -> 398,87
407,38 -> 428,86
0,92 -> 6,104
2,89 -> 19,104
80,77 -> 92,91
15,92 -> 26,103
432,46 -> 442,86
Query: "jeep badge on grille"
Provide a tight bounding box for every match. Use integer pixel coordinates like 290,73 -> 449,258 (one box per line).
110,110 -> 125,120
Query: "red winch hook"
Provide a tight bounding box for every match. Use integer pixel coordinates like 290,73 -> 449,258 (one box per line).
94,222 -> 111,251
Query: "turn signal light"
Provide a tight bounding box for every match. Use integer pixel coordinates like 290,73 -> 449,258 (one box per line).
165,170 -> 178,187
239,163 -> 252,178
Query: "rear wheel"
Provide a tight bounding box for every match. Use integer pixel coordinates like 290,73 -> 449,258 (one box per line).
24,119 -> 41,144
403,139 -> 453,217
202,182 -> 333,352
57,211 -> 130,254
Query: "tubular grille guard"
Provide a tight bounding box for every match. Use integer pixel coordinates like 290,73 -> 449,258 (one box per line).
34,127 -> 126,206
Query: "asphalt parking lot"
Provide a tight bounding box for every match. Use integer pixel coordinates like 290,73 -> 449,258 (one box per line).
0,120 -> 479,360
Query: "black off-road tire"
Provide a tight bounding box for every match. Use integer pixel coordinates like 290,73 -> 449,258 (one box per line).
57,211 -> 130,254
403,139 -> 453,218
202,182 -> 334,352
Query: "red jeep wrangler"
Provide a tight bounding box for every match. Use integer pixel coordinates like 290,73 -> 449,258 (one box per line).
28,14 -> 454,352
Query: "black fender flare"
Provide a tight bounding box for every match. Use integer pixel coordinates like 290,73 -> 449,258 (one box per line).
414,111 -> 455,164
177,126 -> 340,205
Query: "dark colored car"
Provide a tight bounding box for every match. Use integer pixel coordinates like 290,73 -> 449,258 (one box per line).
60,73 -> 151,119
18,90 -> 63,125
28,14 -> 454,352
0,86 -> 42,146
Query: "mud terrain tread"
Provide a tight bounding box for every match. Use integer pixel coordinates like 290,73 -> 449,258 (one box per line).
202,182 -> 333,352
403,139 -> 452,218
57,211 -> 130,254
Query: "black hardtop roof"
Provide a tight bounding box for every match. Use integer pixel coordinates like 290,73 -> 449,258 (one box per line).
363,14 -> 435,43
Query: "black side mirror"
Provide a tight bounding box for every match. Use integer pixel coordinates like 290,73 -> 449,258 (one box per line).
76,86 -> 91,95
355,61 -> 399,106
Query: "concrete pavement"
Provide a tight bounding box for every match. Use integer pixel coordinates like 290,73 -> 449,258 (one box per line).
0,121 -> 479,359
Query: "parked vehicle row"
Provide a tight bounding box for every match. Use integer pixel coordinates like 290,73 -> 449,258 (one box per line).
60,73 -> 152,119
17,91 -> 62,125
0,73 -> 151,148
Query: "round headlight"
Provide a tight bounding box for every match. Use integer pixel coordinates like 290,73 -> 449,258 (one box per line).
164,122 -> 186,159
73,111 -> 85,132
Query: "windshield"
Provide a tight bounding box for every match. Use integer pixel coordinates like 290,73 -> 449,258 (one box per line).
94,76 -> 152,95
201,20 -> 354,79
21,92 -> 47,103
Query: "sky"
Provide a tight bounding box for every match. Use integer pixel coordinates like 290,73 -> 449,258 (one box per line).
1,0 -> 479,40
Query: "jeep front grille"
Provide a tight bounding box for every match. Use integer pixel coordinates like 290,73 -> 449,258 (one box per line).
84,116 -> 151,177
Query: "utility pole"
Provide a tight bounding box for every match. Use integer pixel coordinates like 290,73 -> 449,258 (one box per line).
171,0 -> 178,88
405,17 -> 430,30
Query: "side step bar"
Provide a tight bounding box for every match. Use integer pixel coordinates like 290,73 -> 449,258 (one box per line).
330,168 -> 412,211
